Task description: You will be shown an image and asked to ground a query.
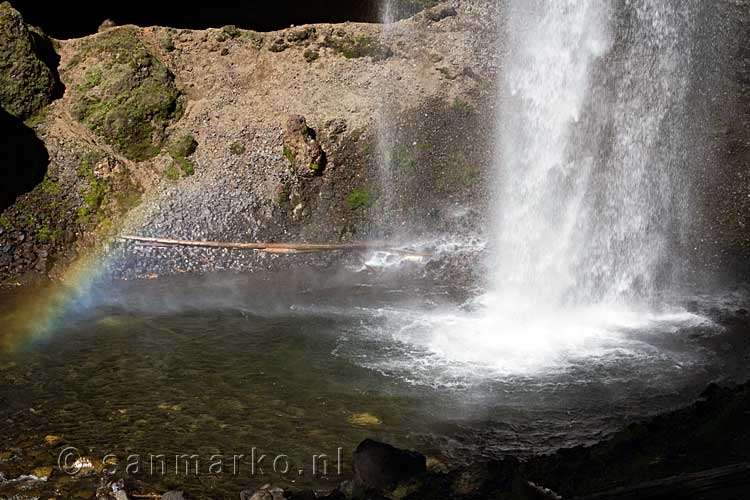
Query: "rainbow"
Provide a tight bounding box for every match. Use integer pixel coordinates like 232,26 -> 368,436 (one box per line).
0,250 -> 110,353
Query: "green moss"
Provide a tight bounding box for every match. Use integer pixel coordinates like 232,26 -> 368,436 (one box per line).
23,106 -> 48,128
222,25 -> 241,39
81,67 -> 102,90
243,31 -> 264,49
0,214 -> 9,227
166,134 -> 197,177
165,164 -> 181,180
174,156 -> 195,176
160,34 -> 175,52
0,2 -> 57,120
230,141 -> 246,155
345,186 -> 373,210
70,27 -> 181,161
309,162 -> 321,172
323,34 -> 392,60
75,153 -> 106,224
303,48 -> 319,63
452,97 -> 474,116
397,148 -> 417,170
37,226 -> 63,243
462,165 -> 480,184
169,133 -> 198,158
42,177 -> 61,195
283,145 -> 296,165
350,128 -> 365,142
276,189 -> 290,209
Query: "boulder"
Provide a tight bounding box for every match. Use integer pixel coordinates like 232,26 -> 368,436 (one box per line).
282,115 -> 326,176
425,5 -> 458,23
69,26 -> 181,161
0,2 -> 58,120
352,439 -> 426,496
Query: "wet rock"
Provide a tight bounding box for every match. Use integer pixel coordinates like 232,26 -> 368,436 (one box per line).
287,490 -> 317,500
240,486 -> 284,500
31,465 -> 53,479
113,489 -> 129,500
352,439 -> 426,495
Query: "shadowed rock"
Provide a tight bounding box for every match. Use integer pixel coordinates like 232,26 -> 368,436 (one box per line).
352,439 -> 426,496
0,107 -> 48,212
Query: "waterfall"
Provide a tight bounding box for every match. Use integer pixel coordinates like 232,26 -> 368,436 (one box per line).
491,0 -> 693,310
374,0 -> 398,229
354,1 -> 707,380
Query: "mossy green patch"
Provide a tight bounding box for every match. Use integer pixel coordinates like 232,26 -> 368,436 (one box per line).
345,186 -> 373,210
229,141 -> 246,155
323,34 -> 392,60
70,27 -> 182,162
76,154 -> 106,224
37,226 -> 63,243
452,97 -> 474,116
283,145 -> 296,165
303,48 -> 319,63
167,133 -> 197,178
222,25 -> 241,39
168,133 -> 198,158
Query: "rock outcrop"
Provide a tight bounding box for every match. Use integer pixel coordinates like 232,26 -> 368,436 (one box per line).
0,1 -> 59,121
69,26 -> 182,161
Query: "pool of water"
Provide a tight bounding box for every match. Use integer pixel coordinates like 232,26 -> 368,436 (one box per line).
1,268 -> 748,496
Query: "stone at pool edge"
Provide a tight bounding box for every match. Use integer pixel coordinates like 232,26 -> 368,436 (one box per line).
161,491 -> 188,500
352,439 -> 427,496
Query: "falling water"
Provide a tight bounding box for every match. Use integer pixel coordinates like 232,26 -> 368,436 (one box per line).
360,0 -> 703,380
374,0 -> 398,227
492,0 -> 693,309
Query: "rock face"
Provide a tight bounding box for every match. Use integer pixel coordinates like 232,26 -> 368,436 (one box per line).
352,439 -> 426,496
0,2 -> 58,120
69,26 -> 182,161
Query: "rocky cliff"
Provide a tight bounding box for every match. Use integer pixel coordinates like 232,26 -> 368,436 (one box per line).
0,1 -> 497,283
0,0 -> 747,285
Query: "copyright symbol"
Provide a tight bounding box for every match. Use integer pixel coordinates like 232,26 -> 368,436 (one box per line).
58,446 -> 82,476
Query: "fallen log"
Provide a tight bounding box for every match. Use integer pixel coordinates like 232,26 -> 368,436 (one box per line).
120,235 -> 430,257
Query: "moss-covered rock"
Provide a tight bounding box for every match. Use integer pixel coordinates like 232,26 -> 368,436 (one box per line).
0,2 -> 58,121
322,33 -> 392,60
69,26 -> 182,161
282,115 -> 326,176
